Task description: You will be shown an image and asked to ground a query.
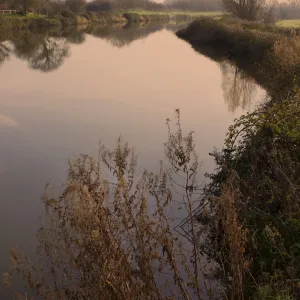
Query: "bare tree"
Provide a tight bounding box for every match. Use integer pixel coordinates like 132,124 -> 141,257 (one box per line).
222,0 -> 266,20
220,61 -> 256,112
0,42 -> 11,67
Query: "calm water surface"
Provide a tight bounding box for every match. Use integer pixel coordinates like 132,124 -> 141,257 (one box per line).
0,23 -> 265,278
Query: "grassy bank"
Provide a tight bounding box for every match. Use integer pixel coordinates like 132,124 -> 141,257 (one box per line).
0,10 -> 221,38
0,15 -> 62,39
177,17 -> 300,299
121,10 -> 223,23
177,18 -> 300,98
0,13 -> 126,35
122,9 -> 221,15
119,9 -> 223,18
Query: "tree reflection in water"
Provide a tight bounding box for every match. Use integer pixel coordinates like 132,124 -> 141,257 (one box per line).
28,37 -> 70,72
13,33 -> 44,62
13,33 -> 70,73
86,22 -> 184,48
0,23 -> 191,72
86,23 -> 162,48
0,42 -> 11,66
220,61 -> 257,112
1,23 -> 168,71
60,26 -> 87,45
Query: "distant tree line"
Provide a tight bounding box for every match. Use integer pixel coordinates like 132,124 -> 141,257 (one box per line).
221,0 -> 300,22
0,0 -> 223,15
1,0 -> 299,23
0,0 -> 164,15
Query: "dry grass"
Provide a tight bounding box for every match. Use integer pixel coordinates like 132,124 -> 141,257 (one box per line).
214,175 -> 248,299
2,99 -> 299,299
2,111 -> 213,299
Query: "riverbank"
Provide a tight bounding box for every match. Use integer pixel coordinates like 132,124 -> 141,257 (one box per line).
177,17 -> 300,98
177,17 -> 300,299
0,15 -> 189,44
2,13 -> 299,300
0,10 -> 221,40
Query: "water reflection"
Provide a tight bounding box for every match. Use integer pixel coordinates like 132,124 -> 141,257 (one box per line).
60,25 -> 88,44
0,22 -> 184,72
220,61 -> 257,112
0,115 -> 18,127
86,23 -> 168,48
28,37 -> 70,72
13,33 -> 70,72
0,42 -> 10,66
189,44 -> 263,112
13,32 -> 44,61
0,26 -> 265,292
0,23 -> 264,111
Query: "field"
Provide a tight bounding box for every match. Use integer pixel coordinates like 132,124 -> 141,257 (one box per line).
276,19 -> 300,28
117,9 -> 223,17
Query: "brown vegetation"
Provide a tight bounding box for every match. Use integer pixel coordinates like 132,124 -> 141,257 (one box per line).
176,16 -> 300,300
177,17 -> 300,99
3,97 -> 300,299
2,112 -> 215,299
